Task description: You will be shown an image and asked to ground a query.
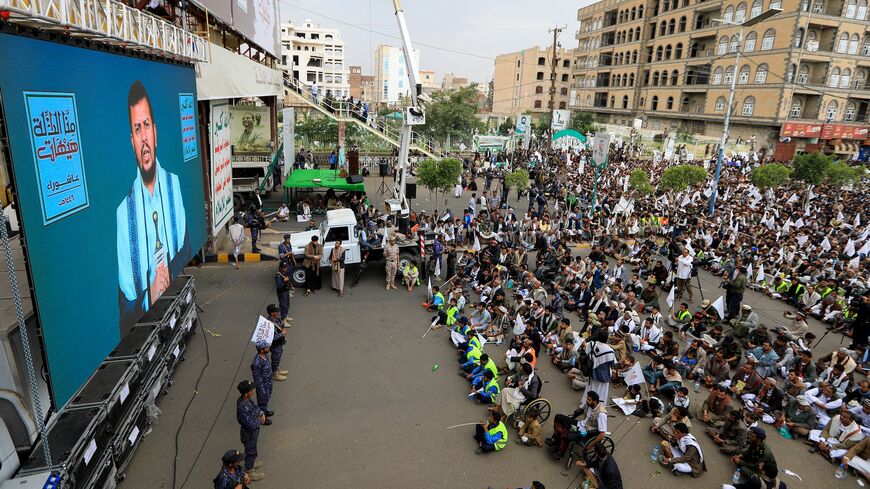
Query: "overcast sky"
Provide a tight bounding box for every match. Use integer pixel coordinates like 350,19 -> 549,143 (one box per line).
279,0 -> 595,83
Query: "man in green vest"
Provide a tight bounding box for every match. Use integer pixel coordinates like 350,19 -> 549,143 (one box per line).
474,406 -> 508,453
469,369 -> 500,404
667,303 -> 692,329
422,285 -> 446,312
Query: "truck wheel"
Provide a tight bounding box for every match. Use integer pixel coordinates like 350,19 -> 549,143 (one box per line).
398,251 -> 416,276
291,268 -> 307,288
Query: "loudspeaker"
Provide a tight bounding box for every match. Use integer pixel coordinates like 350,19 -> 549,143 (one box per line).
346,175 -> 364,184
405,183 -> 417,199
379,162 -> 389,177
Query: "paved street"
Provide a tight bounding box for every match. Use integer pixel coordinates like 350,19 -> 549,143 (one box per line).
124,238 -> 860,489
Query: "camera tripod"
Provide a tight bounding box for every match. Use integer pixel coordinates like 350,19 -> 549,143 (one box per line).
376,176 -> 389,196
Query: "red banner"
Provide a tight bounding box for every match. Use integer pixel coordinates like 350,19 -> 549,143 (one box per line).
780,122 -> 822,138
820,124 -> 869,141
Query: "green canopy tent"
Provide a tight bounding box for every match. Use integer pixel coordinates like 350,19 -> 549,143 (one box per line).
283,169 -> 366,192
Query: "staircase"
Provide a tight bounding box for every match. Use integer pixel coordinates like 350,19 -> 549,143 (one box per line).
283,77 -> 446,160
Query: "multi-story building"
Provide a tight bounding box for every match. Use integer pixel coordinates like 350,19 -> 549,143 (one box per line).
572,0 -> 870,155
281,19 -> 350,99
442,72 -> 469,90
492,45 -> 575,116
420,70 -> 439,93
348,65 -> 376,104
373,44 -> 421,104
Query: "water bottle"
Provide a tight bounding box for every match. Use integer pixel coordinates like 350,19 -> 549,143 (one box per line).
732,468 -> 742,484
694,379 -> 701,392
650,444 -> 661,462
835,463 -> 848,479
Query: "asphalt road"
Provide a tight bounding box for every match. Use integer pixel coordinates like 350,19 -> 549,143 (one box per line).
123,182 -> 862,489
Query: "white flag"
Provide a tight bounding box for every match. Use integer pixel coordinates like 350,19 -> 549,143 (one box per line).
472,234 -> 481,252
624,362 -> 646,386
787,193 -> 799,204
795,218 -> 805,229
838,211 -> 845,221
250,315 -> 275,344
849,256 -> 860,269
712,295 -> 726,320
756,263 -> 765,283
859,239 -> 870,257
782,220 -> 792,234
666,286 -> 676,309
821,237 -> 831,251
746,262 -> 753,280
845,239 -> 856,257
855,214 -> 862,228
427,277 -> 433,301
796,235 -> 808,246
808,187 -> 816,201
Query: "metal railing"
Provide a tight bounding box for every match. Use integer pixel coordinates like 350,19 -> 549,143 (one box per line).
283,76 -> 446,160
0,0 -> 208,62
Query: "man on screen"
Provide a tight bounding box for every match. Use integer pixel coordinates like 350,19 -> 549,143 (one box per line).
117,80 -> 188,316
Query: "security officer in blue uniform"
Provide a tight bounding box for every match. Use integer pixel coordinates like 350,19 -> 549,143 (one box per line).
251,340 -> 274,416
275,262 -> 292,321
236,381 -> 266,481
267,305 -> 288,381
213,449 -> 248,489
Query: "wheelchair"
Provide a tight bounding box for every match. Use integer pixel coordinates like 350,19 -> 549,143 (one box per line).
513,398 -> 552,429
563,432 -> 616,470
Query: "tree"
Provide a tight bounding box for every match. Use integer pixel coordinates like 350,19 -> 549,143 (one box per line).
504,170 -> 530,198
497,117 -> 514,136
791,151 -> 833,186
416,158 -> 462,211
749,163 -> 792,190
659,165 -> 708,193
418,86 -> 485,150
825,161 -> 863,190
571,111 -> 597,135
628,169 -> 654,195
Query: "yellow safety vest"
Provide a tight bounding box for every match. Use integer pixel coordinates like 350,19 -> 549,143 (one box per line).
488,421 -> 508,451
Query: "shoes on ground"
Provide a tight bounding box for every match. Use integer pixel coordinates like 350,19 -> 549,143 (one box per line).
246,470 -> 265,481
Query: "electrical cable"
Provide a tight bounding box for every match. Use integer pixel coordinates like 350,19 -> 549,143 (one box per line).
175,281 -> 275,489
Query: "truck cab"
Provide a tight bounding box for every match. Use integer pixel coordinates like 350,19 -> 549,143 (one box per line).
289,209 -> 361,285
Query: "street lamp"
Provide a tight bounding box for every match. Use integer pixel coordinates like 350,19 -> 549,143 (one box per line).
708,8 -> 781,215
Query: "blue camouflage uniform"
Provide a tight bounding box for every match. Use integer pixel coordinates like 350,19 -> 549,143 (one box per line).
213,466 -> 244,489
236,396 -> 262,471
269,317 -> 285,374
275,271 -> 291,320
251,354 -> 273,411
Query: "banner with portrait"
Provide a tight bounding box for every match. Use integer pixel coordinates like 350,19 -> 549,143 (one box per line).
0,33 -> 207,407
229,105 -> 271,154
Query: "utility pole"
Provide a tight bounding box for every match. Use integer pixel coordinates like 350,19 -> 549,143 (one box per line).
547,25 -> 565,150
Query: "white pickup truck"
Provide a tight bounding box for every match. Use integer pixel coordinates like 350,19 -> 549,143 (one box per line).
288,209 -> 425,287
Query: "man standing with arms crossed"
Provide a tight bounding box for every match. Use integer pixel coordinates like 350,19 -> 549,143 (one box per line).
383,236 -> 400,290
675,247 -> 694,302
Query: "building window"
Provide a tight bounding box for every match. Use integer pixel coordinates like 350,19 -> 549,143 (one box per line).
829,67 -> 841,87
770,0 -> 782,7
845,102 -> 856,121
672,69 -> 680,84
652,72 -> 660,86
679,16 -> 687,33
724,6 -> 734,22
846,0 -> 857,17
755,64 -> 768,83
742,96 -> 755,116
730,35 -> 740,53
629,73 -> 635,86
863,39 -> 870,56
675,43 -> 683,59
715,96 -> 726,112
535,86 -> 543,94
790,99 -> 802,118
538,57 -> 546,65
534,100 -> 542,108
738,65 -> 750,84
751,0 -> 763,18
668,19 -> 675,35
610,96 -> 615,108
562,74 -> 569,82
713,67 -> 723,84
651,96 -> 659,110
656,46 -> 663,61
718,37 -> 728,55
762,29 -> 775,50
744,32 -> 757,52
559,102 -> 567,109
537,72 -> 545,80
563,60 -> 570,68
736,2 -> 746,22
841,68 -> 852,88
849,34 -> 859,54
724,66 -> 735,84
560,87 -> 568,95
858,0 -> 868,19
665,45 -> 672,60
826,100 -> 838,120
798,65 -> 809,83
662,71 -> 669,85
666,96 -> 674,110
838,33 -> 849,53
622,96 -> 629,109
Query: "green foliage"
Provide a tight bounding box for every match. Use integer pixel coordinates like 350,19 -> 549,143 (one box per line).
532,118 -> 549,138
417,158 -> 461,193
497,117 -> 514,136
504,170 -> 531,192
660,165 -> 708,193
825,161 -> 863,188
571,111 -> 597,135
419,86 -> 485,147
749,163 -> 792,190
628,169 -> 655,195
791,151 -> 833,186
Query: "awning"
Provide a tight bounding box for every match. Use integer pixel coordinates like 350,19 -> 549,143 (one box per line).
552,129 -> 587,143
197,43 -> 283,101
283,169 -> 365,192
826,141 -> 861,155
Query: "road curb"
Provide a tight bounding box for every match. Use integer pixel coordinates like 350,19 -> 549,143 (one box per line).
206,252 -> 276,263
